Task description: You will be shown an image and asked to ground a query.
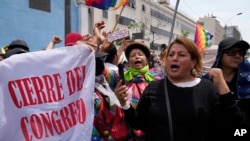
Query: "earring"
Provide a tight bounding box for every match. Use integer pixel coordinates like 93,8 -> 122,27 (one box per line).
191,68 -> 197,77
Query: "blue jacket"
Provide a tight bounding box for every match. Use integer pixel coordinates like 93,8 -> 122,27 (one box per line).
203,49 -> 250,99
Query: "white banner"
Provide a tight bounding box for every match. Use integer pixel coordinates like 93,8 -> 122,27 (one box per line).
0,45 -> 95,141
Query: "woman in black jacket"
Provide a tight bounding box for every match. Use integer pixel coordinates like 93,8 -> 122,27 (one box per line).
115,37 -> 241,141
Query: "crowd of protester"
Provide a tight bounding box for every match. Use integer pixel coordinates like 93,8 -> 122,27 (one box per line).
0,20 -> 250,141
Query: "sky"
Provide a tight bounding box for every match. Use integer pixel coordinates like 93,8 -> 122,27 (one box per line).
169,0 -> 250,43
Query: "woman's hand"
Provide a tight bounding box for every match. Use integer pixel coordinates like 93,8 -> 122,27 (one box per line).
114,80 -> 129,107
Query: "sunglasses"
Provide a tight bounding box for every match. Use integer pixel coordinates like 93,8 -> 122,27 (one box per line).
224,49 -> 246,56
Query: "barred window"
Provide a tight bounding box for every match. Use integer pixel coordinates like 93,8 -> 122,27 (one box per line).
127,0 -> 136,9
103,10 -> 108,19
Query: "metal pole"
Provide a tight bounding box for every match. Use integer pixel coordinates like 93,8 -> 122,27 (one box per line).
224,25 -> 227,38
225,12 -> 242,25
214,12 -> 242,39
168,0 -> 180,46
152,33 -> 155,51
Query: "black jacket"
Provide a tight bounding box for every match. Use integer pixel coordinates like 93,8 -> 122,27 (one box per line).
124,78 -> 247,141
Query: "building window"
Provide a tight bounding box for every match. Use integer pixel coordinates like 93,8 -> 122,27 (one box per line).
151,8 -> 173,23
150,25 -> 170,37
127,0 -> 136,9
142,4 -> 146,12
116,15 -> 135,26
103,10 -> 108,19
29,0 -> 51,12
180,24 -> 195,34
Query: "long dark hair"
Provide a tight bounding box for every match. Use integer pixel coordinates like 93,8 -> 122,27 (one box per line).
95,58 -> 105,76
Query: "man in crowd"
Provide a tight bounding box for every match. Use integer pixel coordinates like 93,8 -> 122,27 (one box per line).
4,39 -> 30,58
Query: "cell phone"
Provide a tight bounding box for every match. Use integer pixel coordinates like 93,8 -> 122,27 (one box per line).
107,28 -> 129,43
118,63 -> 125,85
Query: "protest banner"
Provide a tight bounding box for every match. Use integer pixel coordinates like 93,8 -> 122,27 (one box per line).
0,45 -> 95,141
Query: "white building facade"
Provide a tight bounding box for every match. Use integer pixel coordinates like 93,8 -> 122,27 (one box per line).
76,0 -> 196,51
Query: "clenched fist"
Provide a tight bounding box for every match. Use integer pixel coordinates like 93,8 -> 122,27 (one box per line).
208,68 -> 230,95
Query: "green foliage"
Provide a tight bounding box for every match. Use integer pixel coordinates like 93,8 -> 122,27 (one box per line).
181,29 -> 190,38
127,21 -> 143,31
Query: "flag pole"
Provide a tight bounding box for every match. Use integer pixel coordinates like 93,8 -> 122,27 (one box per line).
112,5 -> 125,32
168,0 -> 180,46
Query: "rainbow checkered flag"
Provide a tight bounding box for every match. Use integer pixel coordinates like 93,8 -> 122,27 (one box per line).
194,23 -> 213,53
85,0 -> 128,10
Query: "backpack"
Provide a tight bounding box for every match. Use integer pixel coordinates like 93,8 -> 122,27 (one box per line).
94,90 -> 128,141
